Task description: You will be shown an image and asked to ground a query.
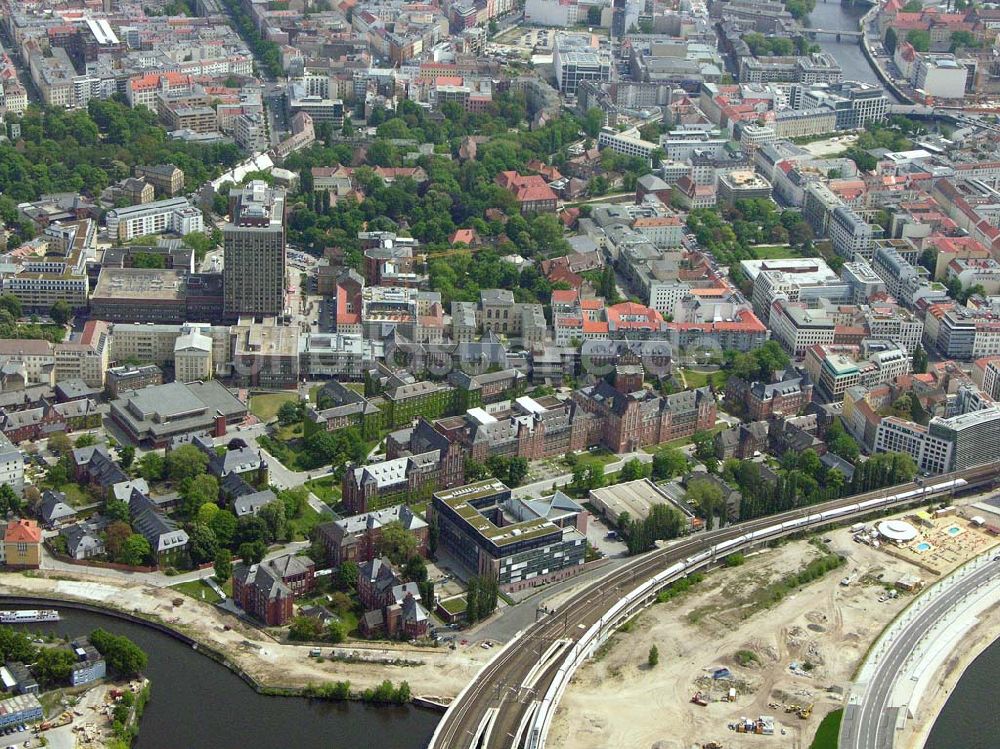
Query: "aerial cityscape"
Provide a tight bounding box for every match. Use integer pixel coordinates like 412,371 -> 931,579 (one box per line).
0,0 -> 1000,745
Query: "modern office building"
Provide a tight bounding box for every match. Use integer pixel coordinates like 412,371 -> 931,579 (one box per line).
223,180 -> 286,317
431,480 -> 586,591
553,33 -> 611,95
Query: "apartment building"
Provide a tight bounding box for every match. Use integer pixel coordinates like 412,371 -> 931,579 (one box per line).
105,198 -> 204,242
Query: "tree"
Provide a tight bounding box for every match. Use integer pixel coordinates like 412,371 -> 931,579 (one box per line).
338,561 -> 360,592
74,433 -> 96,448
404,555 -> 428,583
120,534 -> 151,566
119,445 -> 135,469
912,344 -> 928,374
165,444 -> 208,483
885,27 -> 898,56
49,300 -> 72,326
258,501 -> 288,543
377,521 -> 418,564
277,400 -> 303,426
582,108 -> 604,138
205,509 -> 236,548
47,431 -> 72,457
289,615 -> 325,641
138,452 -> 165,482
181,474 -> 219,517
0,626 -> 37,663
189,524 -> 219,565
90,629 -> 148,678
652,448 -> 687,480
906,29 -> 930,52
586,5 -> 601,24
236,514 -> 267,546
104,497 -> 131,523
105,521 -> 133,559
196,501 -> 220,526
238,540 -> 266,565
691,431 -> 715,462
33,647 -> 78,687
329,592 -> 353,616
214,548 -> 233,584
0,484 -> 21,515
620,458 -> 647,482
647,645 -> 659,668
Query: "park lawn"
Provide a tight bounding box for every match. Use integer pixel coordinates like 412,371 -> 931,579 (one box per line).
250,392 -> 299,422
171,578 -> 224,605
343,382 -> 365,395
561,448 -> 617,471
305,476 -> 341,504
753,245 -> 803,260
288,503 -> 333,541
679,369 -> 726,390
275,422 -> 304,441
808,708 -> 843,749
56,483 -> 93,508
641,423 -> 726,453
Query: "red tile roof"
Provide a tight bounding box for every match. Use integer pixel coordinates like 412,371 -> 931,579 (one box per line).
4,519 -> 41,544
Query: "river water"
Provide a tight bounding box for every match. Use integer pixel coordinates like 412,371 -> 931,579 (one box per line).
924,635 -> 1000,749
807,0 -> 884,86
4,607 -> 437,749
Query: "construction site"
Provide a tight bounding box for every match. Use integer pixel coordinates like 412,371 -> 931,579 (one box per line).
546,512 -> 954,749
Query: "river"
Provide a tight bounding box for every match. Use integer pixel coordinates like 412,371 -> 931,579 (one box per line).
924,635 -> 1000,749
4,607 -> 437,749
807,0 -> 887,88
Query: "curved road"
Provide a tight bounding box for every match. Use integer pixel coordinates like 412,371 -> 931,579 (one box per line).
429,465 -> 998,749
840,557 -> 1000,749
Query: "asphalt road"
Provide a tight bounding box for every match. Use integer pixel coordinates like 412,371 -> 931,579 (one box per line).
429,465 -> 999,749
840,558 -> 1000,749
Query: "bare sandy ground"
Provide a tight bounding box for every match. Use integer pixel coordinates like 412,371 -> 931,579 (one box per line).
548,526 -> 926,749
0,570 -> 489,698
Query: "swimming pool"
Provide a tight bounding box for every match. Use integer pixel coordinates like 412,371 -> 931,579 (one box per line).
915,542 -> 932,552
947,526 -> 962,536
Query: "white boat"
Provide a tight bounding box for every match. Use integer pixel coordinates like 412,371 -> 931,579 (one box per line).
0,609 -> 60,624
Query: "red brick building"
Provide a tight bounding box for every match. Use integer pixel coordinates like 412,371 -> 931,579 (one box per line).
573,381 -> 716,453
232,562 -> 294,626
495,171 -> 558,214
316,505 -> 429,567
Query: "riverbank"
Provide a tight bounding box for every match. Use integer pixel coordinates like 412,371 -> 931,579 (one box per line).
0,570 -> 488,703
895,601 -> 1000,748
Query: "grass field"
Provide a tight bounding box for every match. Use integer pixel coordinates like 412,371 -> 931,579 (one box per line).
560,448 -> 617,471
304,476 -> 341,504
641,423 -> 726,453
809,708 -> 843,749
288,504 -> 333,540
679,369 -> 726,390
250,392 -> 299,422
171,578 -> 231,605
753,245 -> 804,260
